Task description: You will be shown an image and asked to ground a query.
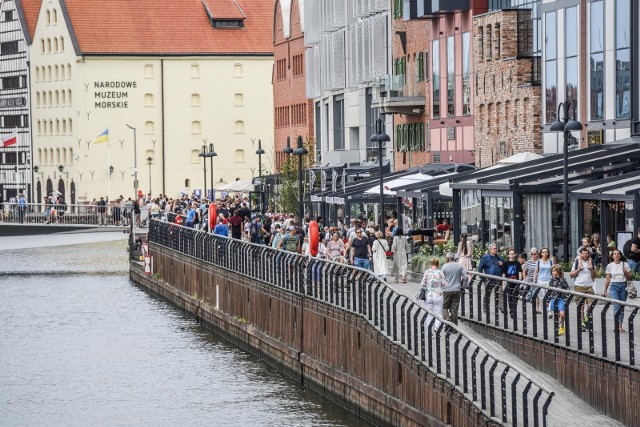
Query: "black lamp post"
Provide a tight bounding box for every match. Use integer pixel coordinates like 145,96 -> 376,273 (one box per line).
208,143 -> 217,201
370,118 -> 390,235
146,157 -> 153,195
255,139 -> 265,211
293,135 -> 308,221
550,101 -> 583,262
198,145 -> 208,200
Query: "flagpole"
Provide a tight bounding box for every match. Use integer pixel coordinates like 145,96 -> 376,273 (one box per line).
107,139 -> 111,200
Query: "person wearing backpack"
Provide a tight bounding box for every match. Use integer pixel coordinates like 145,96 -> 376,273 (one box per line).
624,228 -> 640,273
248,216 -> 262,244
278,226 -> 300,253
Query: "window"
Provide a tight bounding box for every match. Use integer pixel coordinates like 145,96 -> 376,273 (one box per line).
211,19 -> 244,28
479,26 -> 484,61
144,93 -> 154,106
487,25 -> 492,60
416,52 -> 424,82
1,41 -> 18,55
544,11 -> 557,123
144,64 -> 154,78
191,121 -> 201,134
40,39 -> 44,53
235,120 -> 244,133
565,7 -> 579,108
53,9 -> 58,23
432,40 -> 440,118
234,63 -> 243,77
191,93 -> 201,106
392,0 -> 403,18
333,96 -> 344,150
46,10 -> 50,24
68,89 -> 72,104
53,38 -> 58,52
67,64 -> 71,79
3,11 -> 14,21
190,150 -> 200,164
2,76 -> 22,89
54,65 -> 59,80
590,0 -> 604,120
234,93 -> 244,106
69,118 -> 72,133
447,36 -> 455,117
495,24 -> 501,58
47,38 -> 51,53
190,64 -> 200,78
60,65 -> 65,80
235,149 -> 245,162
276,59 -> 287,80
3,115 -> 21,128
615,0 -> 630,119
69,148 -> 73,165
394,123 -> 425,152
60,37 -> 64,51
462,32 -> 471,115
145,121 -> 155,134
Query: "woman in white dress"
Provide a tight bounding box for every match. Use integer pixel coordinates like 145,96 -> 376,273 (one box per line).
456,233 -> 474,271
371,230 -> 390,280
391,228 -> 410,283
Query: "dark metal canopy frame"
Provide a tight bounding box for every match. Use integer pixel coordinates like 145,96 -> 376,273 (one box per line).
444,141 -> 640,255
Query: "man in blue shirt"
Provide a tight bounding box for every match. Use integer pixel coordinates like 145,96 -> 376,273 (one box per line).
213,217 -> 229,237
477,243 -> 504,316
185,203 -> 197,228
17,193 -> 26,223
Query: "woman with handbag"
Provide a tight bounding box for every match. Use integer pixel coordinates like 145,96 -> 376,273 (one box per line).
391,228 -> 410,283
419,258 -> 447,328
603,250 -> 633,332
371,231 -> 390,280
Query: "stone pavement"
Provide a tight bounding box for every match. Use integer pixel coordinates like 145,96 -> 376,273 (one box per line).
386,277 -> 624,426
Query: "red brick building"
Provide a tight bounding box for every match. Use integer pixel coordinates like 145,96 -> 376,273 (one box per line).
387,1 -> 488,170
272,0 -> 313,172
473,9 -> 542,167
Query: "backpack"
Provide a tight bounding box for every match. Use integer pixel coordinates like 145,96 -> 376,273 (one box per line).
250,222 -> 259,237
624,239 -> 633,259
284,235 -> 299,252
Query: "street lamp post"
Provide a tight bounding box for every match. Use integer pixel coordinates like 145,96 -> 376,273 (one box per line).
208,143 -> 217,201
126,124 -> 138,200
146,157 -> 153,195
550,101 -> 583,262
256,139 -> 265,211
198,145 -> 208,200
370,118 -> 390,235
293,135 -> 308,221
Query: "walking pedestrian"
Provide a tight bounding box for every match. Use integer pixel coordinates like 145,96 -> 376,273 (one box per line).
371,231 -> 389,280
456,233 -> 474,272
570,247 -> 596,330
349,228 -> 371,270
391,228 -> 410,283
419,258 -> 447,328
502,248 -> 523,318
603,249 -> 632,332
533,247 -> 554,314
442,252 -> 466,330
477,243 -> 504,316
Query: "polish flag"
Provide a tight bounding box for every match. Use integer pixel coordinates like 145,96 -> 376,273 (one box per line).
1,130 -> 17,147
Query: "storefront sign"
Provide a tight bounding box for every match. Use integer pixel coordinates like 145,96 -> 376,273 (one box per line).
93,81 -> 138,109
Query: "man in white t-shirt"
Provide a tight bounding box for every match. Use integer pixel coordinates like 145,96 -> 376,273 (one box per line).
570,247 -> 596,329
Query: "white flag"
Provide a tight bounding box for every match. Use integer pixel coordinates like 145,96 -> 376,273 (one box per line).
331,170 -> 338,193
321,170 -> 327,191
309,169 -> 316,191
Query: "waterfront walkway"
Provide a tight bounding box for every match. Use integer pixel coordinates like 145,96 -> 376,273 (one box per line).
389,279 -> 623,426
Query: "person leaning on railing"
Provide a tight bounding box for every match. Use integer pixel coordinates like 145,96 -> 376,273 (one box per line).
477,243 -> 504,316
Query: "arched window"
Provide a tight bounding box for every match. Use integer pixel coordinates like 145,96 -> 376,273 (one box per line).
145,149 -> 155,160
68,89 -> 72,103
234,93 -> 244,106
48,120 -> 53,134
55,90 -> 59,105
49,148 -> 53,163
55,119 -> 60,134
190,150 -> 200,164
144,93 -> 154,106
61,90 -> 66,105
41,39 -> 45,53
47,65 -> 52,81
53,38 -> 58,52
38,148 -> 42,164
191,121 -> 201,134
43,147 -> 47,163
185,179 -> 191,187
191,93 -> 200,106
67,64 -> 71,79
46,10 -> 50,24
145,121 -> 155,134
48,91 -> 53,106
233,63 -> 243,77
47,38 -> 51,53
235,149 -> 245,163
53,9 -> 58,23
60,65 -> 65,80
54,65 -> 59,80
235,120 -> 245,133
63,148 -> 67,164
144,64 -> 154,78
69,148 -> 74,165
62,119 -> 67,134
69,118 -> 73,133
37,121 -> 41,136
35,67 -> 39,82
190,64 -> 200,78
56,148 -> 60,163
36,91 -> 41,107
59,36 -> 64,51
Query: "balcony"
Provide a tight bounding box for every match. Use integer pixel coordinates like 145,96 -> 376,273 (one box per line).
372,75 -> 426,116
418,0 -> 470,17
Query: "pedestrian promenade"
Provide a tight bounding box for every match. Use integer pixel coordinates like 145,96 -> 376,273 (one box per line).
387,278 -> 623,426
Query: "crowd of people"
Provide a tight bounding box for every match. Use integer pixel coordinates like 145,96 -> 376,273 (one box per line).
158,192 -> 640,337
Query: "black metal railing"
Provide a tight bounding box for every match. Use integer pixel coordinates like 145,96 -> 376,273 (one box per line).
148,219 -> 555,426
461,272 -> 640,368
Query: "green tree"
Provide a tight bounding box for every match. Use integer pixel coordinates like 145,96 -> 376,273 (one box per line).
278,156 -> 299,214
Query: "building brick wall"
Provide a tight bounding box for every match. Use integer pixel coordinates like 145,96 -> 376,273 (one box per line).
273,0 -> 314,173
473,10 -> 541,168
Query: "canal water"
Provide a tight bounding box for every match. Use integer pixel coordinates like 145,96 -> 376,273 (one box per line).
0,238 -> 363,426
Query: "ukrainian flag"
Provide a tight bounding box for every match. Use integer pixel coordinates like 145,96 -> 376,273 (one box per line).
92,129 -> 109,144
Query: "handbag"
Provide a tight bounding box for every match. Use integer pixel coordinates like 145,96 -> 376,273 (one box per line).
416,287 -> 426,301
385,250 -> 394,258
626,281 -> 637,299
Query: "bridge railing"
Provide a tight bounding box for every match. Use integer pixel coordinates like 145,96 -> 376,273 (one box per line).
1,202 -> 149,227
460,271 -> 640,368
149,219 -> 555,426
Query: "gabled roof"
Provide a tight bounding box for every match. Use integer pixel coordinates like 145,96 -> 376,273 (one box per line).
16,0 -> 42,42
61,0 -> 273,56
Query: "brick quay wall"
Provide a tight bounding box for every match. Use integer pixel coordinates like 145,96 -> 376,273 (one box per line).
130,243 -> 498,427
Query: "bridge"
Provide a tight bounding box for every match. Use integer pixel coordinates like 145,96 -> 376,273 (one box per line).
137,219 -> 631,426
